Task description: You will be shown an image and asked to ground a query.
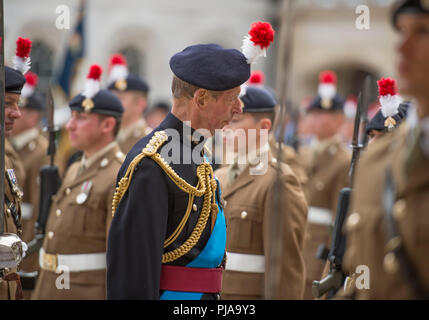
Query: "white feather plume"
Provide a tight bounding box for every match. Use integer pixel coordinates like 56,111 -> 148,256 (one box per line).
82,79 -> 100,99
20,83 -> 34,99
12,56 -> 31,75
108,64 -> 128,84
380,94 -> 402,117
241,35 -> 266,65
318,83 -> 336,100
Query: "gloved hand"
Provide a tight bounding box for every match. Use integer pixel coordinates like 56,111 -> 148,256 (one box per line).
0,233 -> 27,269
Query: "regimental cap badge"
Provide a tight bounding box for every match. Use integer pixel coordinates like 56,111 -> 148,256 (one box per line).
108,53 -> 129,91
82,64 -> 103,112
318,70 -> 337,110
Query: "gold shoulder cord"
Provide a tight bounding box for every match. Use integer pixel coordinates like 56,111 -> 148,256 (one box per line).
111,131 -> 219,263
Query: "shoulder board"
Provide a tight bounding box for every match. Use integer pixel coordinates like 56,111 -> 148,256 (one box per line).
142,130 -> 169,156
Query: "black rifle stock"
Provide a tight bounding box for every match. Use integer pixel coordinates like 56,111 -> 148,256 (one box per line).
312,187 -> 350,298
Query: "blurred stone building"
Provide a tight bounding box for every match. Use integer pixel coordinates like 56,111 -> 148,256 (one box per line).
5,0 -> 398,112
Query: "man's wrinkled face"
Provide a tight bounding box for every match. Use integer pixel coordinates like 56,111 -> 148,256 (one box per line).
203,86 -> 242,134
4,93 -> 22,136
396,14 -> 429,99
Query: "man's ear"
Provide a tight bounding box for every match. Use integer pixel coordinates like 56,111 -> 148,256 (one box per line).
101,116 -> 116,134
259,118 -> 272,131
193,88 -> 209,110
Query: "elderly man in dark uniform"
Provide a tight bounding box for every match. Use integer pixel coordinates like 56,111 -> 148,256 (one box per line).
9,72 -> 48,293
337,0 -> 429,299
0,37 -> 32,300
107,21 -> 275,300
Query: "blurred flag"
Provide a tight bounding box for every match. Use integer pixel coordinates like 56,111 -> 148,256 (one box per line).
55,0 -> 86,99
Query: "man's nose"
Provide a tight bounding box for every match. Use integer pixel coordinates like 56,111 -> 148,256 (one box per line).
9,103 -> 22,120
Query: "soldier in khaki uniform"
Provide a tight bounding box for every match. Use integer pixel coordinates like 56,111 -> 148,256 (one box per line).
9,72 -> 49,285
216,85 -> 308,299
32,65 -> 124,300
1,39 -> 33,300
107,53 -> 151,154
301,71 -> 350,299
337,0 -> 429,299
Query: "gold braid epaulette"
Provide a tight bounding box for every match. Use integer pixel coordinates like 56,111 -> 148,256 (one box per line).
111,130 -> 219,263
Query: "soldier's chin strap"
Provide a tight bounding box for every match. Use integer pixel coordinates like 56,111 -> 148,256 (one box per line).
383,168 -> 429,300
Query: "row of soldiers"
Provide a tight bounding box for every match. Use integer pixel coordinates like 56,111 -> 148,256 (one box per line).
1,0 -> 429,300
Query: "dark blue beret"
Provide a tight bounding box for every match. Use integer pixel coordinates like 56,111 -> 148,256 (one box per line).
169,44 -> 250,91
69,89 -> 124,117
5,66 -> 26,94
392,0 -> 429,29
108,74 -> 150,94
365,102 -> 410,134
21,91 -> 45,111
241,86 -> 277,113
307,94 -> 345,113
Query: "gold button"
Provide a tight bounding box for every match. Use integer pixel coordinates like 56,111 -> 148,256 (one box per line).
6,208 -> 11,214
384,252 -> 398,274
193,204 -> 197,212
393,199 -> 406,221
315,181 -> 325,191
241,211 -> 248,219
65,188 -> 71,195
48,231 -> 54,239
272,158 -> 277,164
346,212 -> 361,231
56,209 -> 62,217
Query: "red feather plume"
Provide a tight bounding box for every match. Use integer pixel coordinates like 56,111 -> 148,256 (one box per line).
319,70 -> 337,85
16,37 -> 32,58
25,71 -> 38,87
109,53 -> 127,67
249,21 -> 275,49
378,78 -> 397,96
87,64 -> 103,80
249,71 -> 265,85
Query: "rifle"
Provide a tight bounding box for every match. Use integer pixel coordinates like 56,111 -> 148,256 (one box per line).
312,76 -> 372,298
25,87 -> 61,256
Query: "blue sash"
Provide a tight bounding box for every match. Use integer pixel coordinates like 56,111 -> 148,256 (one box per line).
160,178 -> 226,300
